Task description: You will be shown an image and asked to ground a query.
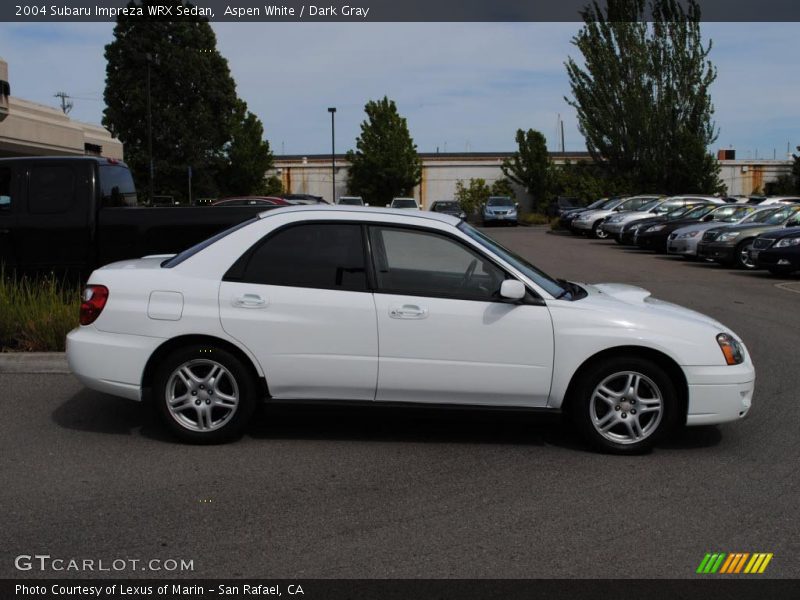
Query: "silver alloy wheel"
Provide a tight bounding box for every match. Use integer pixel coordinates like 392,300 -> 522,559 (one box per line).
739,241 -> 756,269
165,359 -> 240,432
590,371 -> 663,445
594,223 -> 608,239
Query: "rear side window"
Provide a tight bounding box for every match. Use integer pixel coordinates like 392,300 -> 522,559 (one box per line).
0,166 -> 11,211
99,165 -> 138,207
29,165 -> 75,214
232,223 -> 367,292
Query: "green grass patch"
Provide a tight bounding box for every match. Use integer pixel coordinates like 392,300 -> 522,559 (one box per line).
0,270 -> 80,352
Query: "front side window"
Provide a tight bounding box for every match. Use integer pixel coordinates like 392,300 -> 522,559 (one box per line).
235,223 -> 367,292
369,226 -> 506,301
0,166 -> 11,210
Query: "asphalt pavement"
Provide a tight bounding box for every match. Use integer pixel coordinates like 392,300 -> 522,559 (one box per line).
2,226 -> 799,579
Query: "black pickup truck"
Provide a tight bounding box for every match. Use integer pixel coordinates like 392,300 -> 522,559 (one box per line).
0,156 -> 273,276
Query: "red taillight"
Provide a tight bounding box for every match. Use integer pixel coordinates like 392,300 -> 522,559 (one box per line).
80,285 -> 109,326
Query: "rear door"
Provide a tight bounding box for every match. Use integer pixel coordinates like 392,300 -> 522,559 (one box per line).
219,222 -> 378,401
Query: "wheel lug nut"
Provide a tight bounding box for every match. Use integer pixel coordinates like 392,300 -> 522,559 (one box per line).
631,399 -> 635,404
195,399 -> 201,405
191,391 -> 197,396
615,405 -> 620,411
631,409 -> 637,415
205,399 -> 211,405
200,385 -> 205,390
621,412 -> 627,418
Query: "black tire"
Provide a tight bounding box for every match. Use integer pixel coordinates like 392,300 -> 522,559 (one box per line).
153,344 -> 258,444
570,356 -> 679,454
592,221 -> 608,239
734,238 -> 756,270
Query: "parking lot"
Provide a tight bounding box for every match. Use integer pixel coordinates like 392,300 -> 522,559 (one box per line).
2,225 -> 799,579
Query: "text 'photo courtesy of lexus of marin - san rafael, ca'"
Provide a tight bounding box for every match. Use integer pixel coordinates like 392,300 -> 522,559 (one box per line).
66,206 -> 755,454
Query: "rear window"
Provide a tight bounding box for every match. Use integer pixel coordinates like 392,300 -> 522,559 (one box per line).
162,217 -> 257,268
99,165 -> 138,207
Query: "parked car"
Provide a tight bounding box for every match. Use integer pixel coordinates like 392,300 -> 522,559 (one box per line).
755,196 -> 800,206
0,156 -> 278,277
67,205 -> 754,454
634,203 -> 720,252
618,203 -> 709,246
667,205 -> 775,259
429,200 -> 466,220
572,195 -> 659,238
546,196 -> 581,218
604,196 -> 724,243
337,196 -> 366,206
559,197 -> 616,232
696,205 -> 800,269
211,196 -> 289,207
390,197 -> 419,210
482,196 -> 518,226
282,194 -> 328,205
751,226 -> 800,275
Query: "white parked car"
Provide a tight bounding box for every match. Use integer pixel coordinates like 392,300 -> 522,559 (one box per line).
67,206 -> 754,453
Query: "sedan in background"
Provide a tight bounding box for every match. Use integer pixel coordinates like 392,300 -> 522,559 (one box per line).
390,197 -> 420,210
559,197 -> 616,232
430,200 -> 467,220
751,226 -> 800,275
212,196 -> 290,207
572,196 -> 656,238
482,196 -> 518,226
338,196 -> 367,206
635,203 -> 720,252
67,205 -> 754,454
667,205 -> 774,259
282,194 -> 328,205
696,205 -> 800,269
602,196 -> 724,242
618,203 -> 711,246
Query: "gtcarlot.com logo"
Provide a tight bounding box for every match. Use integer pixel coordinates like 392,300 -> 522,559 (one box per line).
696,552 -> 773,574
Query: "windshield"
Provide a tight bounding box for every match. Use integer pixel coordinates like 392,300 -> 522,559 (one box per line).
763,206 -> 800,225
653,200 -> 684,214
714,206 -> 752,222
392,199 -> 417,208
487,197 -> 514,207
638,199 -> 661,211
741,208 -> 779,224
681,204 -> 714,220
434,201 -> 460,211
587,198 -> 610,209
458,222 -> 567,299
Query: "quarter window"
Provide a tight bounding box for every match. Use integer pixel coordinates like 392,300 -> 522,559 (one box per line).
0,166 -> 11,211
369,226 -> 506,301
236,223 -> 367,292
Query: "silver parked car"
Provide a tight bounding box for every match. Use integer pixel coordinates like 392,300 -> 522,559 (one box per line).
667,205 -> 776,258
572,195 -> 660,238
602,196 -> 724,242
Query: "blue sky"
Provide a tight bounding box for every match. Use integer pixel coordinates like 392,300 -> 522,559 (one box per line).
1,21 -> 798,158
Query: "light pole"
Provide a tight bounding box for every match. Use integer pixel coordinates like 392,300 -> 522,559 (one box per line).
328,107 -> 336,203
145,53 -> 154,205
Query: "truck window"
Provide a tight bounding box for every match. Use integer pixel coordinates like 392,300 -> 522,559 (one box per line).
29,165 -> 75,214
99,164 -> 138,207
0,167 -> 11,210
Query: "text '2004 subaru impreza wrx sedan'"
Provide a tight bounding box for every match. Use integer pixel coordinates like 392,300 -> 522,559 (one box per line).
67,206 -> 754,453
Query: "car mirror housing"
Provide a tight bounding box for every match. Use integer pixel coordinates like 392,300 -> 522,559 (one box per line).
500,279 -> 526,300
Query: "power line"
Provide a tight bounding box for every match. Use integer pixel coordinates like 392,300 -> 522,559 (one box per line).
54,91 -> 73,114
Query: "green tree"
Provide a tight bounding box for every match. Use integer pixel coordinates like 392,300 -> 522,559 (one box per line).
454,178 -> 492,217
565,0 -> 723,194
501,129 -> 552,211
490,177 -> 516,199
104,0 -> 250,202
792,146 -> 800,193
219,100 -> 276,196
346,97 -> 422,206
553,160 -> 630,203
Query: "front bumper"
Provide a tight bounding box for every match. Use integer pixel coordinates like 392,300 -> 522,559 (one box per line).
572,218 -> 594,231
483,213 -> 518,224
667,236 -> 700,256
683,362 -> 755,426
636,232 -> 669,251
67,326 -> 164,401
602,221 -> 626,235
753,247 -> 800,272
697,242 -> 736,263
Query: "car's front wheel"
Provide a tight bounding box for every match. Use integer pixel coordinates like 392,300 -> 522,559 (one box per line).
571,357 -> 678,454
734,239 -> 757,269
592,221 -> 608,239
153,345 -> 258,443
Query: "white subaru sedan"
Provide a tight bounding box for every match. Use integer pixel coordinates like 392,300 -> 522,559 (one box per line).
67,206 -> 754,453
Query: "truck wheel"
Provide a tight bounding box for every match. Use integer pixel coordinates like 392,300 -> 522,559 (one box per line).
570,356 -> 678,454
153,345 -> 258,444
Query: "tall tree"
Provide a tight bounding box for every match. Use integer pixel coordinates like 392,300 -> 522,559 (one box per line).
219,100 -> 276,196
346,97 -> 422,206
501,129 -> 552,211
104,0 -> 248,202
565,0 -> 723,194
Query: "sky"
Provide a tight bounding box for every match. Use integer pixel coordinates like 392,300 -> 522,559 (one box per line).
1,21 -> 798,158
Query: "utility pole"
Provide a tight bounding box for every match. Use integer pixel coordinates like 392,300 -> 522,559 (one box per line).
145,53 -> 154,205
54,91 -> 73,115
328,107 -> 336,203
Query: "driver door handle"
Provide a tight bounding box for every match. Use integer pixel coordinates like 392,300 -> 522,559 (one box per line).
389,304 -> 428,319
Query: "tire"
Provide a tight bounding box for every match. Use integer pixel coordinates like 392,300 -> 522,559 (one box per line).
734,238 -> 756,270
592,221 -> 608,239
153,344 -> 258,444
570,356 -> 678,454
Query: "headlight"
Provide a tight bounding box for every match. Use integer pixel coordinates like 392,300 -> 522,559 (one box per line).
775,237 -> 800,248
717,232 -> 740,242
717,333 -> 744,365
508,209 -> 517,215
678,231 -> 700,238
608,216 -> 622,223
646,225 -> 665,232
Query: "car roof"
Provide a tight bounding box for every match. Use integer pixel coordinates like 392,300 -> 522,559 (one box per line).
256,204 -> 461,225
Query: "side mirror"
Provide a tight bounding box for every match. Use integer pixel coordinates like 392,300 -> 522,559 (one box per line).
500,279 -> 525,301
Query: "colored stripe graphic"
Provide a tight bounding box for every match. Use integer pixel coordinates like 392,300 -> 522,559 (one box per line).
700,552 -> 773,574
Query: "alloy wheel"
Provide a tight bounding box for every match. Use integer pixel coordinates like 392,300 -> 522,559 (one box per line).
165,359 -> 240,432
589,371 -> 663,445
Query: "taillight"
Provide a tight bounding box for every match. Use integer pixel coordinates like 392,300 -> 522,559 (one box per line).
80,285 -> 109,325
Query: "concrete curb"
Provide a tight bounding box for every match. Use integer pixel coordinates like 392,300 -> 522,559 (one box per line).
0,352 -> 70,374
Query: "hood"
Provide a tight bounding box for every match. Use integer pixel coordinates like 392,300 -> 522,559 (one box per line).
760,225 -> 800,241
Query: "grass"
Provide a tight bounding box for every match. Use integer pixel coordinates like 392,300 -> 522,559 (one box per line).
0,269 -> 81,352
519,212 -> 551,226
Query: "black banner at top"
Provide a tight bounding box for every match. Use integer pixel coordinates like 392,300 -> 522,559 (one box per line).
2,0 -> 800,22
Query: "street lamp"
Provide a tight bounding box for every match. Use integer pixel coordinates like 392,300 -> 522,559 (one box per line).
328,107 -> 336,203
145,53 -> 154,205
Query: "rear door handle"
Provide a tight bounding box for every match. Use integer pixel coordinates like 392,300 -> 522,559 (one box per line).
389,304 -> 428,319
232,293 -> 267,308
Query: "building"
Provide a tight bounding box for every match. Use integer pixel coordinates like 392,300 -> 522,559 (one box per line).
273,152 -> 794,209
0,57 -> 123,160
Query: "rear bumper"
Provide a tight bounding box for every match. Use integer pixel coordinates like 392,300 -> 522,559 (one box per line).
683,363 -> 755,426
66,326 -> 164,401
697,242 -> 736,262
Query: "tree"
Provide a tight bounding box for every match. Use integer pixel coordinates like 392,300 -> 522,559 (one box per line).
346,97 -> 422,206
454,178 -> 492,217
501,129 -> 552,211
565,0 -> 723,194
490,177 -> 516,199
219,100 -> 276,196
793,146 -> 800,193
104,0 -> 269,203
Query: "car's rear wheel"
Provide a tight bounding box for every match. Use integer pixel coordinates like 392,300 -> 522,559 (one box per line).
154,345 -> 257,444
571,356 -> 678,454
734,239 -> 757,269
